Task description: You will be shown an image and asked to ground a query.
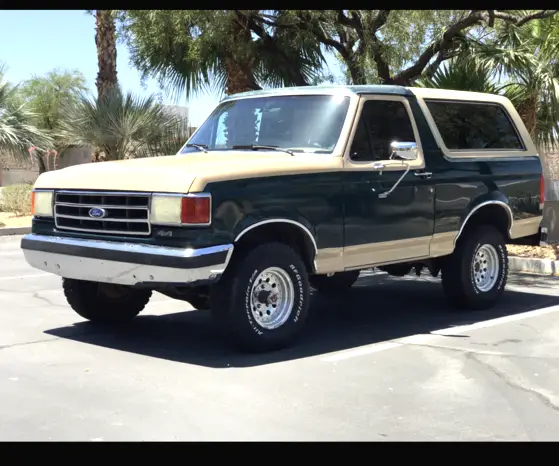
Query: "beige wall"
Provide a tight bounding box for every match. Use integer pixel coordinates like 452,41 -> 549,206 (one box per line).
0,147 -> 92,187
0,169 -> 39,186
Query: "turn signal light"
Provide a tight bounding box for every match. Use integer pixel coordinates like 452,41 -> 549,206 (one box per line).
181,196 -> 211,224
31,190 -> 54,217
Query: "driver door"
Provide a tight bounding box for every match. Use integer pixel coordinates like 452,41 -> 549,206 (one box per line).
342,95 -> 435,269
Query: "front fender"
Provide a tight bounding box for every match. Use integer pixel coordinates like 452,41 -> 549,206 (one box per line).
211,198 -> 317,245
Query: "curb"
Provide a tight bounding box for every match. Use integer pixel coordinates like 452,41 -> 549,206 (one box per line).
509,256 -> 559,276
0,226 -> 31,236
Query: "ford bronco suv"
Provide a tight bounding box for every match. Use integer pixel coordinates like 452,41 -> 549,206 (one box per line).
21,85 -> 546,352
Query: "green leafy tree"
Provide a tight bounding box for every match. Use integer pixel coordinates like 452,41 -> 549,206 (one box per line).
116,10 -> 326,98
265,10 -> 557,86
417,14 -> 559,152
0,63 -> 52,168
17,69 -> 88,171
57,86 -> 183,161
18,69 -> 88,132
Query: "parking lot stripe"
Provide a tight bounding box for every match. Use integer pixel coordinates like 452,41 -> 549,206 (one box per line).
322,342 -> 402,362
430,304 -> 559,336
321,304 -> 559,362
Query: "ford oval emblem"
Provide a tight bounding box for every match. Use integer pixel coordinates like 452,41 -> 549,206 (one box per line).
88,207 -> 107,219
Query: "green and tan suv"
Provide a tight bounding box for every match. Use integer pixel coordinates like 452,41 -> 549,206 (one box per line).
21,85 -> 546,352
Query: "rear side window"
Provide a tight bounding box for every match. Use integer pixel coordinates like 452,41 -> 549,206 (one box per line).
425,100 -> 524,151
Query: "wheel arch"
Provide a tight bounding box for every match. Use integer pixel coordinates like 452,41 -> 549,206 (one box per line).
233,219 -> 318,273
455,199 -> 514,245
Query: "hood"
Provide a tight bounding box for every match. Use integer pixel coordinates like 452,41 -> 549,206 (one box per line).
33,151 -> 342,193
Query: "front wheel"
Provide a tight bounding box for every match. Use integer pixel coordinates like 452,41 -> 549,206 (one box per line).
210,242 -> 310,352
441,225 -> 508,310
62,278 -> 152,324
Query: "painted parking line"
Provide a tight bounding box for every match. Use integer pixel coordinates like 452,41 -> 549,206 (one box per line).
321,304 -> 559,362
430,304 -> 559,336
322,342 -> 403,362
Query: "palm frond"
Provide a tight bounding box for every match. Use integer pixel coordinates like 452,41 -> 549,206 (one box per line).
134,115 -> 192,158
57,87 -> 180,161
0,65 -> 53,159
416,58 -> 499,94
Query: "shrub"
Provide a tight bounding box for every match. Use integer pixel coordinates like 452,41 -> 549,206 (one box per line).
0,183 -> 33,216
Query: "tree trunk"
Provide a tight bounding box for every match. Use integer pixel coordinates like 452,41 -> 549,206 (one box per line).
95,10 -> 118,101
222,14 -> 260,147
516,95 -> 538,138
224,56 -> 259,95
347,57 -> 367,85
224,14 -> 259,95
36,154 -> 46,174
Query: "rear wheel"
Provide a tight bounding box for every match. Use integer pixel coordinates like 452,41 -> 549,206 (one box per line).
210,242 -> 310,352
309,270 -> 360,292
62,278 -> 152,324
441,225 -> 508,310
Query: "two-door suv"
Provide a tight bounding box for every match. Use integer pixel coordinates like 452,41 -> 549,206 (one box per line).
21,85 -> 546,352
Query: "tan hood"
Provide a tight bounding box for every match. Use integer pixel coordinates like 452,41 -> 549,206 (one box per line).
34,151 -> 342,193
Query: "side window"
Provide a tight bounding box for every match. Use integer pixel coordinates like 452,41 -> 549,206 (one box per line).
350,100 -> 417,162
425,100 -> 524,151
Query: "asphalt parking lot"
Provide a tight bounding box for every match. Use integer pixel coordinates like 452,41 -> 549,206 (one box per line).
1,234 -> 559,441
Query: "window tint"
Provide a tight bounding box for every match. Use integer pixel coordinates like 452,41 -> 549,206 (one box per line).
425,100 -> 524,151
350,100 -> 416,162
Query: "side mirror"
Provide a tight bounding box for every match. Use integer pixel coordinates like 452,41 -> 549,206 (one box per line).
390,141 -> 418,161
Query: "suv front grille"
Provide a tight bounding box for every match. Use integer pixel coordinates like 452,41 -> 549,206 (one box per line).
54,191 -> 151,237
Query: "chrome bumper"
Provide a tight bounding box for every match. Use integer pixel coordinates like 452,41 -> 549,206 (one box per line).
20,234 -> 233,287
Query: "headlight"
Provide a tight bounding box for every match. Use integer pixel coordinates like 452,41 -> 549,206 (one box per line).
32,190 -> 54,217
150,193 -> 211,225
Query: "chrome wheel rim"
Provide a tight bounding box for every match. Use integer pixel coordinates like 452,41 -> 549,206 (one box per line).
472,244 -> 500,292
250,267 -> 295,330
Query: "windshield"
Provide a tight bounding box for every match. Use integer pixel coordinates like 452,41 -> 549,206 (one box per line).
181,94 -> 351,154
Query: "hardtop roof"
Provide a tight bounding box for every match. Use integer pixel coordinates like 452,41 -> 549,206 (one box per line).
220,84 -> 506,104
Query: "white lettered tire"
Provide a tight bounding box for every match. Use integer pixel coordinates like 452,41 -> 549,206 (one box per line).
210,242 -> 310,352
442,225 -> 508,310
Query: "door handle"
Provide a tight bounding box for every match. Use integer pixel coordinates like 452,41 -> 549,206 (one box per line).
414,170 -> 432,179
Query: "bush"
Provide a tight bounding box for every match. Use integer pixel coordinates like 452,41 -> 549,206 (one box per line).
0,183 -> 33,216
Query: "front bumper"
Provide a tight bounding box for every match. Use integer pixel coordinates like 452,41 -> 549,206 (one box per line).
20,234 -> 233,287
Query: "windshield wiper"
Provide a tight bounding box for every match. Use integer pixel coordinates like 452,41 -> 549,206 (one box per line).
231,144 -> 294,156
185,143 -> 208,153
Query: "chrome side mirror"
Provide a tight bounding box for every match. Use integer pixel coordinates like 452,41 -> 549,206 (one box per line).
390,141 -> 418,161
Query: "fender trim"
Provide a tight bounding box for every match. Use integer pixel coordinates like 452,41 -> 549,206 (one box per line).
235,219 -> 318,254
455,200 -> 514,244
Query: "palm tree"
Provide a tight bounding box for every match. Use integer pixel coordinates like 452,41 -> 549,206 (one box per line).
57,87 -> 182,162
134,115 -> 193,158
119,10 -> 325,98
95,10 -> 118,100
418,16 -> 559,152
0,63 -> 52,168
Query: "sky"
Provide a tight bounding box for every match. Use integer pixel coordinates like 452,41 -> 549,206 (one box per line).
0,10 -> 344,127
